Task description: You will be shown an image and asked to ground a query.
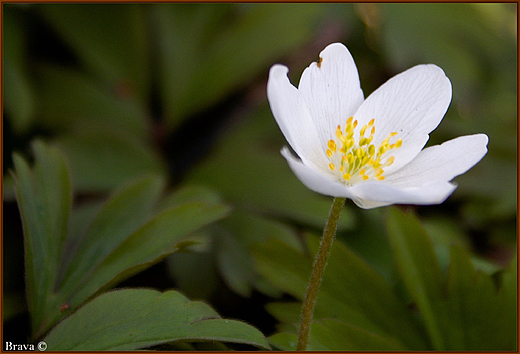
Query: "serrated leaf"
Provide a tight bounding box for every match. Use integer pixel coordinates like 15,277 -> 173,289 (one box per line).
11,140 -> 72,336
56,175 -> 166,298
44,289 -> 270,350
11,141 -> 231,338
62,200 -> 231,320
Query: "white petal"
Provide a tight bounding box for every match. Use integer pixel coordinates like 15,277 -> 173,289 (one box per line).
281,147 -> 356,199
350,180 -> 458,209
353,64 -> 452,173
298,43 -> 364,146
385,134 -> 489,187
267,65 -> 327,169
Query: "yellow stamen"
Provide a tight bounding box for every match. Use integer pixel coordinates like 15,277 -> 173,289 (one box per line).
327,140 -> 337,152
385,156 -> 395,166
325,118 -> 403,185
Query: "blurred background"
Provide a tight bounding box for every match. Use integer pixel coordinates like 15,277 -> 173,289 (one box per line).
3,3 -> 517,343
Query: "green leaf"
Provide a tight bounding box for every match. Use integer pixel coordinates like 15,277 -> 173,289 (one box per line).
380,4 -> 503,102
168,206 -> 298,300
270,319 -> 406,351
159,184 -> 224,211
11,142 -> 231,338
153,3 -> 323,131
56,175 -> 166,298
61,198 -> 231,322
35,64 -> 149,140
422,216 -> 471,272
446,245 -> 516,350
254,233 -> 429,350
11,140 -> 72,336
44,289 -> 270,350
217,211 -> 299,297
385,207 -> 447,350
4,6 -> 35,134
38,4 -> 150,104
54,127 -> 166,193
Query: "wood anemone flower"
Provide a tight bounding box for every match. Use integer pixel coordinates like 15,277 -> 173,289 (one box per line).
267,42 -> 488,209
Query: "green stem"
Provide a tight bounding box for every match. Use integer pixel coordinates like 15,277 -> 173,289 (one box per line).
296,197 -> 346,351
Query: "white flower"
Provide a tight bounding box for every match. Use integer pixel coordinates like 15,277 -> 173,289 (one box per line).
267,42 -> 488,209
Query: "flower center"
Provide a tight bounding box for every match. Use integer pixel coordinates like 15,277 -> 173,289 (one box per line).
326,117 -> 402,185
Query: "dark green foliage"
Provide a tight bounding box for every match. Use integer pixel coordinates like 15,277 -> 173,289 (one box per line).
4,3 -> 516,350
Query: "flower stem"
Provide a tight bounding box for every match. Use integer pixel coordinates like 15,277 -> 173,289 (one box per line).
296,197 -> 346,351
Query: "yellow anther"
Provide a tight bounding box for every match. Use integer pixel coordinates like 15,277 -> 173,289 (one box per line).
327,140 -> 337,152
325,118 -> 401,185
335,126 -> 343,139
